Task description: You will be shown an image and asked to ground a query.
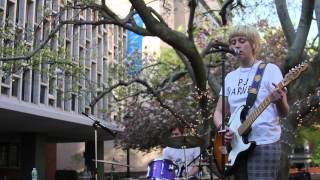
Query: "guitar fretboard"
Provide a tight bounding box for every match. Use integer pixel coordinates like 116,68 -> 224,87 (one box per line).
237,96 -> 272,136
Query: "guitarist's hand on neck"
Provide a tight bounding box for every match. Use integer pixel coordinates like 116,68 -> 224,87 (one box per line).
270,83 -> 289,117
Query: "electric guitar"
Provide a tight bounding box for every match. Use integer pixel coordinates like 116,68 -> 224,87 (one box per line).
213,62 -> 309,175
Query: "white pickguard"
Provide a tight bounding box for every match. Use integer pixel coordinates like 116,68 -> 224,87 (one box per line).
226,106 -> 252,168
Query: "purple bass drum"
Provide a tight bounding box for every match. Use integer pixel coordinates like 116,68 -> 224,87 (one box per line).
147,158 -> 177,180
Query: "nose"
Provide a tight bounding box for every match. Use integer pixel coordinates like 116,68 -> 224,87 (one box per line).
234,41 -> 241,48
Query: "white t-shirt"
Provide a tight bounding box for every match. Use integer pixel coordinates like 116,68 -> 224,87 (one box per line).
162,147 -> 200,174
221,60 -> 283,145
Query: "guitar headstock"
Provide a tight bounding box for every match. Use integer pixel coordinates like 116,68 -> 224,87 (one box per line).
282,62 -> 309,87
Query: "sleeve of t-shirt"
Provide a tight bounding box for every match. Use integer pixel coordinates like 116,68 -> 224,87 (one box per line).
195,147 -> 200,160
190,147 -> 201,164
163,147 -> 171,159
263,63 -> 284,92
193,147 -> 200,160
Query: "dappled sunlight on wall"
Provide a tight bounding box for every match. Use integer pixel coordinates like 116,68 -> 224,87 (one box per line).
104,141 -> 162,172
56,143 -> 85,171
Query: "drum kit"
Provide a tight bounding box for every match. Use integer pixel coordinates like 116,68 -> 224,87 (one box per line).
94,136 -> 219,180
147,136 -> 219,180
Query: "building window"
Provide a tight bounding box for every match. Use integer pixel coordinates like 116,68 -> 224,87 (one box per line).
0,143 -> 20,168
57,89 -> 62,108
49,98 -> 55,107
11,77 -> 20,97
71,93 -> 76,111
85,107 -> 90,115
40,85 -> 46,104
49,77 -> 55,95
1,86 -> 9,96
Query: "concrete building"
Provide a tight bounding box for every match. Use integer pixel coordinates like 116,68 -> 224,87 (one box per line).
0,0 -> 126,179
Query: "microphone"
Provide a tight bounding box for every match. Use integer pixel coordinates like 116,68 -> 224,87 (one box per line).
82,112 -> 117,137
216,47 -> 240,56
230,48 -> 240,56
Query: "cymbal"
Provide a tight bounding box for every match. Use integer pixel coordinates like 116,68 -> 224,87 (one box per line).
164,136 -> 205,148
92,159 -> 131,167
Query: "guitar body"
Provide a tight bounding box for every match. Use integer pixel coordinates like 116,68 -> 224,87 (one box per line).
213,106 -> 255,176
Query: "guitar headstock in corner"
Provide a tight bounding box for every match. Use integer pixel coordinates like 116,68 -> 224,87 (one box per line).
279,62 -> 309,89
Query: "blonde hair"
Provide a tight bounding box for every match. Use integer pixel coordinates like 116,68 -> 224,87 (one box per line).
228,25 -> 261,56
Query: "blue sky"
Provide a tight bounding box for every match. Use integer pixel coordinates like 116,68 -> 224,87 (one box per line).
232,0 -> 317,42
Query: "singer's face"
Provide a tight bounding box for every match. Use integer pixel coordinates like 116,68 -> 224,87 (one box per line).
229,36 -> 255,66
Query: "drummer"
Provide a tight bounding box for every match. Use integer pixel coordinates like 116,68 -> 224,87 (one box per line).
163,124 -> 201,180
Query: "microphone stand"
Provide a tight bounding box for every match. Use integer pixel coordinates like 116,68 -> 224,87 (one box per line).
82,112 -> 117,180
208,47 -> 236,180
220,51 -> 227,180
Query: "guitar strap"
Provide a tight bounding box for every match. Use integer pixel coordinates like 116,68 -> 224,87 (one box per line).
240,62 -> 267,124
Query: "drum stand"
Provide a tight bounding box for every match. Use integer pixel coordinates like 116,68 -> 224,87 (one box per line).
186,144 -> 218,180
182,145 -> 188,180
93,120 -> 99,180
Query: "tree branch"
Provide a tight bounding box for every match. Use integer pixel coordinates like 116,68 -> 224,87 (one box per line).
274,0 -> 295,45
0,23 -> 64,61
158,70 -> 188,92
219,0 -> 234,25
187,0 -> 197,41
129,1 -> 208,114
148,7 -> 168,26
285,0 -> 314,71
89,78 -> 192,128
174,50 -> 196,84
0,17 -> 152,62
207,71 -> 221,96
72,2 -> 152,36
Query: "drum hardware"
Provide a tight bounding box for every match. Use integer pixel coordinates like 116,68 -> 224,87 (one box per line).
161,136 -> 222,180
184,143 -> 221,180
92,159 -> 132,167
93,159 -> 132,180
182,145 -> 188,180
163,135 -> 204,180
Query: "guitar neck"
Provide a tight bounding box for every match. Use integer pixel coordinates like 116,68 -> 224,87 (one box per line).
238,96 -> 271,136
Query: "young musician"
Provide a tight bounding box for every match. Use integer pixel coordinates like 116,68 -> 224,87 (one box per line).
214,25 -> 289,180
163,125 -> 201,180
